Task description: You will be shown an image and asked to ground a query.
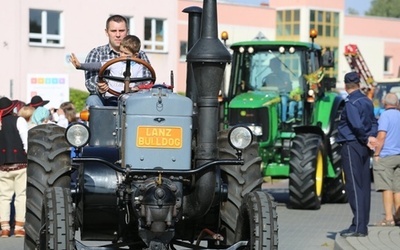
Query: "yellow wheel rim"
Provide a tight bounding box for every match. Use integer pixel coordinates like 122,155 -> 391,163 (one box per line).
315,150 -> 323,196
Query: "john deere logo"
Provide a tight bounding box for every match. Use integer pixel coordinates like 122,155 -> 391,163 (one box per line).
240,110 -> 254,117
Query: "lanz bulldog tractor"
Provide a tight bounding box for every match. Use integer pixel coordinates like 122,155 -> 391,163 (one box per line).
24,1 -> 278,249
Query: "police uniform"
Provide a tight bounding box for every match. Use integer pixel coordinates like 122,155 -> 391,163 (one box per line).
337,72 -> 378,236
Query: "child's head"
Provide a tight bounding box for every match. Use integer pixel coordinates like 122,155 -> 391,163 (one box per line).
60,101 -> 77,123
32,106 -> 50,125
18,106 -> 35,122
120,35 -> 141,57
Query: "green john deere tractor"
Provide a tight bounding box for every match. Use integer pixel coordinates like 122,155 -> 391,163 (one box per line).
221,34 -> 348,210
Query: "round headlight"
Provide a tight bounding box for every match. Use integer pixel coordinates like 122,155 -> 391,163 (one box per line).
65,123 -> 90,148
248,46 -> 254,54
228,126 -> 253,150
247,125 -> 263,136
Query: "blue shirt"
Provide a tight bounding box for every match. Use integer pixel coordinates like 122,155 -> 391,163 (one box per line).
377,108 -> 400,157
337,89 -> 378,144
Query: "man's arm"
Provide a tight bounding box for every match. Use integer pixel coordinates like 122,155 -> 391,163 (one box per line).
346,102 -> 368,144
84,48 -> 101,94
17,117 -> 28,152
79,62 -> 102,72
374,130 -> 386,157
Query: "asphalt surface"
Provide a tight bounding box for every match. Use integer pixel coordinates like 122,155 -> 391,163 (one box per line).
264,180 -> 400,250
3,180 -> 400,250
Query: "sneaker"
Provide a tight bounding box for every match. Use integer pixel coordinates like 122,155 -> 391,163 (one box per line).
286,117 -> 295,123
14,228 -> 25,237
1,229 -> 10,238
296,117 -> 302,121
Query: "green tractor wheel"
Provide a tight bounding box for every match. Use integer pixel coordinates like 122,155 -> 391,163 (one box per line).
289,133 -> 326,209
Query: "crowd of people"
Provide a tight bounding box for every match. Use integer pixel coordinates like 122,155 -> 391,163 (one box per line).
0,94 -> 79,237
337,71 -> 400,238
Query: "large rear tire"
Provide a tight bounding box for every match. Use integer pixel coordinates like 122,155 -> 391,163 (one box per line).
25,124 -> 72,250
235,191 -> 278,250
218,130 -> 265,245
323,103 -> 347,203
289,133 -> 325,209
39,187 -> 75,250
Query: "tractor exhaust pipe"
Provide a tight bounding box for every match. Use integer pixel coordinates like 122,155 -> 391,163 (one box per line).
183,6 -> 202,103
183,0 -> 231,218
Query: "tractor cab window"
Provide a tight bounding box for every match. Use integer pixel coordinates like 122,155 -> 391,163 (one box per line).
307,50 -> 321,74
247,51 -> 302,95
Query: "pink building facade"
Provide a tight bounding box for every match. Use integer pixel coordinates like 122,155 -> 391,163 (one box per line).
2,0 -> 400,103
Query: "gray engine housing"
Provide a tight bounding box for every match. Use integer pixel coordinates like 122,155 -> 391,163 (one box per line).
121,87 -> 193,170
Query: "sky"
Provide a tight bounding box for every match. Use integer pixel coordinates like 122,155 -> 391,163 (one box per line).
220,0 -> 373,15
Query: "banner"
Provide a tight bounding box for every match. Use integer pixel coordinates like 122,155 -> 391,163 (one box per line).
27,74 -> 69,109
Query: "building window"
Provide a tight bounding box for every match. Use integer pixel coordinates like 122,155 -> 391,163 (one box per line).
29,9 -> 63,46
309,10 -> 339,38
143,18 -> 167,52
180,41 -> 187,60
276,9 -> 300,38
384,56 -> 392,73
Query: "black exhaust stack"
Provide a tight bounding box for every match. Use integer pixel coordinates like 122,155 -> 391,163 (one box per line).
183,0 -> 231,218
183,6 -> 202,102
187,0 -> 231,164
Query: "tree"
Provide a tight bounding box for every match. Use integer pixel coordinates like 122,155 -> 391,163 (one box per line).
69,88 -> 89,112
347,7 -> 360,15
366,0 -> 400,18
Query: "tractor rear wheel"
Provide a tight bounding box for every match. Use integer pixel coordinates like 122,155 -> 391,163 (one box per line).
218,130 -> 273,246
25,124 -> 72,250
289,133 -> 325,209
235,191 -> 278,250
39,187 -> 75,250
323,103 -> 347,203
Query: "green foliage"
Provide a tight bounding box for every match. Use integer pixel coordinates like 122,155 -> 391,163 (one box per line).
68,89 -> 186,112
70,88 -> 89,112
347,7 -> 360,15
366,0 -> 400,18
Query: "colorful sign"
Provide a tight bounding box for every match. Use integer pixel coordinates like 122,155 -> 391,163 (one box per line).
27,74 -> 69,109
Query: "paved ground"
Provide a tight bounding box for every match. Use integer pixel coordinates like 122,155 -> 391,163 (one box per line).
264,179 -> 400,250
2,180 -> 400,249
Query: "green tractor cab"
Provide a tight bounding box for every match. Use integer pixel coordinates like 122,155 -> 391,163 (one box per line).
221,35 -> 347,209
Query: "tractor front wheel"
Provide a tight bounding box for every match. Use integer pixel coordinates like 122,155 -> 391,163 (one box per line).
289,133 -> 326,209
218,130 -> 278,249
235,191 -> 278,250
39,187 -> 75,250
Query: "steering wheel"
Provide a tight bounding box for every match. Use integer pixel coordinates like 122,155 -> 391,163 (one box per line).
98,56 -> 156,96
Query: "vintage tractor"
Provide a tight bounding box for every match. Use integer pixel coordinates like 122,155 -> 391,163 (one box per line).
220,31 -> 347,210
24,1 -> 278,249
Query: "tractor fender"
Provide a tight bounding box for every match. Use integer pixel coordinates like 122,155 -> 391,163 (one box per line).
328,95 -> 345,135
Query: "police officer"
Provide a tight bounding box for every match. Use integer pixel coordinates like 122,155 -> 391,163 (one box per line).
337,72 -> 378,237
